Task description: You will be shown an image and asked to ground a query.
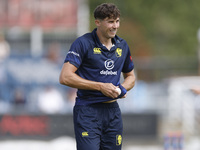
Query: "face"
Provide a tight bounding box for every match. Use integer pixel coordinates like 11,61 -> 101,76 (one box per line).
96,17 -> 120,39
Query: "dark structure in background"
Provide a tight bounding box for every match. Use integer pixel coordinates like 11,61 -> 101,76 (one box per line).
0,114 -> 157,139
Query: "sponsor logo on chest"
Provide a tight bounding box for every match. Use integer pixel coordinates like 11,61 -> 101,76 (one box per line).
100,59 -> 117,76
92,47 -> 123,76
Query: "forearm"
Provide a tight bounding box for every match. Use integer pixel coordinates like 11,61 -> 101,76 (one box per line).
121,70 -> 135,91
59,63 -> 102,91
59,62 -> 132,99
60,62 -> 123,99
60,71 -> 102,91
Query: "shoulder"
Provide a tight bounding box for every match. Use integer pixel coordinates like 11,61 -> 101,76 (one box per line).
76,32 -> 93,43
115,35 -> 129,46
115,35 -> 130,51
72,32 -> 94,48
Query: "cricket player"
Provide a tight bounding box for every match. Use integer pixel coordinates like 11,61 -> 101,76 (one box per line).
59,3 -> 135,150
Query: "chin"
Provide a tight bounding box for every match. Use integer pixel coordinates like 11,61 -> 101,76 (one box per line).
109,34 -> 116,38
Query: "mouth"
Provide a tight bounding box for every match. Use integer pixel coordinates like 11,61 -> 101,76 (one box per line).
110,29 -> 117,35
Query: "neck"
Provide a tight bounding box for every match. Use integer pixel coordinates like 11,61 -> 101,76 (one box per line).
96,30 -> 113,50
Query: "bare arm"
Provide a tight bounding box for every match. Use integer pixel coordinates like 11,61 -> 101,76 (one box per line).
59,62 -> 120,98
59,62 -> 101,90
121,69 -> 136,91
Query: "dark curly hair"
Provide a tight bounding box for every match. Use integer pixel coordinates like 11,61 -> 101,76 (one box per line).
94,3 -> 120,20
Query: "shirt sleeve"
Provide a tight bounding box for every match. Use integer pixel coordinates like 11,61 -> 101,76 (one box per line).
64,38 -> 86,68
122,45 -> 134,73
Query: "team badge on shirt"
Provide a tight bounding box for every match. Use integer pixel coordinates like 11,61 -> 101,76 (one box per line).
116,135 -> 122,145
115,48 -> 122,57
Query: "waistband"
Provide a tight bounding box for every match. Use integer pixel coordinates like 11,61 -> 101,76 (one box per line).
91,101 -> 119,108
75,101 -> 119,108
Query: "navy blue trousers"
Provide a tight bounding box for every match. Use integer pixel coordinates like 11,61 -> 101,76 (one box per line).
73,101 -> 123,150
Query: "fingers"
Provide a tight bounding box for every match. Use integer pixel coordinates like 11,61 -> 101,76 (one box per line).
100,83 -> 120,98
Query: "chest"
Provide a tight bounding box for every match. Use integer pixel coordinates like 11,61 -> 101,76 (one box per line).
83,46 -> 125,70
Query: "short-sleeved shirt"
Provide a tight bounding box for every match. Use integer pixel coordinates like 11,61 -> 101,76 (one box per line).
64,28 -> 134,105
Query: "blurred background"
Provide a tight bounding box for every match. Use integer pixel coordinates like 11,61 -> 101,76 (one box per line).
0,0 -> 200,149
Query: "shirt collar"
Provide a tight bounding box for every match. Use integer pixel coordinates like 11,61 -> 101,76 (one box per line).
92,28 -> 117,49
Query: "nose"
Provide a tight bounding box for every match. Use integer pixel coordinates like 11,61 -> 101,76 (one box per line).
113,21 -> 119,29
113,22 -> 117,28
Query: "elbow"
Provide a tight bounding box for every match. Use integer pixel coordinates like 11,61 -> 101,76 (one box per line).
59,74 -> 70,86
59,62 -> 77,87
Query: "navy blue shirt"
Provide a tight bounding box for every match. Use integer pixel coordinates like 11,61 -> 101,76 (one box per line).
64,28 -> 134,105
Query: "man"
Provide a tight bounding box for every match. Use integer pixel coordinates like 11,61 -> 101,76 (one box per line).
59,3 -> 135,150
191,87 -> 200,94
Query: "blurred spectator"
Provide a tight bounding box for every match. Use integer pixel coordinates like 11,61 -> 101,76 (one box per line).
38,86 -> 65,114
45,43 -> 62,65
0,33 -> 10,63
64,88 -> 77,113
0,33 -> 10,81
66,88 -> 76,104
0,33 -> 10,101
11,87 -> 27,114
13,88 -> 26,106
191,86 -> 200,94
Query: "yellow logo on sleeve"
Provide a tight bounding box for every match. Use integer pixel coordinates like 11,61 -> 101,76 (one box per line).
93,48 -> 101,54
82,132 -> 89,137
115,48 -> 122,57
116,135 -> 122,145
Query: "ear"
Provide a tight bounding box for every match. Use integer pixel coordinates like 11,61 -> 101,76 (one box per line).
95,19 -> 101,27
